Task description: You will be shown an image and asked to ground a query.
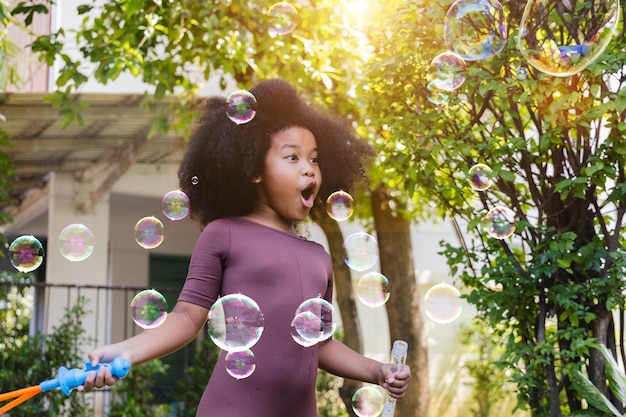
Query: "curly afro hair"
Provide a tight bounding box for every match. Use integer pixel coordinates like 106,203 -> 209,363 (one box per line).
178,79 -> 373,228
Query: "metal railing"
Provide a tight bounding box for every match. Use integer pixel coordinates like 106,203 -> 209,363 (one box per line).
0,280 -> 188,417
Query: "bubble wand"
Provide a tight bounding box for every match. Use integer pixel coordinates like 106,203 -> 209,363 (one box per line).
381,340 -> 408,417
0,357 -> 130,415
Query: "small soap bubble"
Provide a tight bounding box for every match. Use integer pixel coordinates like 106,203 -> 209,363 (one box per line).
356,272 -> 390,308
351,386 -> 385,417
267,2 -> 298,36
424,283 -> 463,324
426,81 -> 449,105
191,176 -> 199,185
326,191 -> 354,221
291,298 -> 336,347
343,232 -> 379,272
467,163 -> 493,191
485,206 -> 516,239
162,190 -> 190,221
8,235 -> 44,273
516,66 -> 529,80
225,349 -> 256,379
518,0 -> 619,76
58,223 -> 95,262
444,0 -> 507,61
226,90 -> 257,125
134,216 -> 165,249
208,294 -> 265,352
430,51 -> 467,91
131,289 -> 168,329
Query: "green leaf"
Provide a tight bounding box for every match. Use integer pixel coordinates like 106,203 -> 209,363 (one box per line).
599,344 -> 626,405
569,369 -> 621,417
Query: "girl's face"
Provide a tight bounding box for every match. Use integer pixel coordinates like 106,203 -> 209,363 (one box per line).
253,126 -> 322,231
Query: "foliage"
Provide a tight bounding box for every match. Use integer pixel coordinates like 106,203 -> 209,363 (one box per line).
108,359 -> 169,417
317,369 -> 349,417
0,279 -> 92,417
458,318 -> 513,417
363,0 -> 626,416
569,344 -> 626,417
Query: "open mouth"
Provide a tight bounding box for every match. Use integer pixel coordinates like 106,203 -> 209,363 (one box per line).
301,184 -> 316,208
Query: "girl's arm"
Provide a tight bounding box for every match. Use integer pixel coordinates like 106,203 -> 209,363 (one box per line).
318,339 -> 411,398
81,300 -> 209,390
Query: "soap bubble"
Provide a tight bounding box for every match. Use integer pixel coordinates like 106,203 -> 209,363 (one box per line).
485,206 -> 516,239
516,66 -> 529,80
267,2 -> 298,36
424,283 -> 463,324
343,232 -> 379,272
518,0 -> 619,76
326,191 -> 354,221
8,235 -> 44,272
467,163 -> 493,191
426,81 -> 450,105
226,90 -> 257,124
356,272 -> 390,308
58,223 -> 95,262
131,289 -> 168,329
208,294 -> 264,352
430,51 -> 467,91
225,349 -> 256,379
191,176 -> 199,185
134,216 -> 165,249
444,0 -> 507,61
162,190 -> 190,221
291,298 -> 336,347
351,386 -> 385,417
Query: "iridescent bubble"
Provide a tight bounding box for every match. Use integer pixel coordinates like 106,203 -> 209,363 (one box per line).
326,190 -> 354,222
226,90 -> 257,125
485,206 -> 516,239
356,272 -> 390,308
351,386 -> 385,417
58,223 -> 95,262
516,66 -> 529,80
225,349 -> 256,380
134,216 -> 165,249
162,190 -> 190,221
518,0 -> 619,76
267,2 -> 298,36
191,176 -> 199,185
424,283 -> 463,324
430,51 -> 467,91
131,289 -> 168,329
8,235 -> 44,273
208,293 -> 265,352
467,163 -> 493,191
291,298 -> 336,347
343,232 -> 379,272
444,0 -> 508,61
426,81 -> 449,105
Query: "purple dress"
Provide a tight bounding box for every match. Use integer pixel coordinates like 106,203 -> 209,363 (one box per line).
177,217 -> 334,417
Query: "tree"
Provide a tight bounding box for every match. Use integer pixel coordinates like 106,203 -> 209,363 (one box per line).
8,0 -> 426,415
363,0 -> 626,416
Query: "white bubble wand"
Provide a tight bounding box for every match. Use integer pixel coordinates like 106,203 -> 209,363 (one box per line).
381,340 -> 408,417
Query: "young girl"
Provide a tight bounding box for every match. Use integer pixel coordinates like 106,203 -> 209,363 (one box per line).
82,79 -> 412,416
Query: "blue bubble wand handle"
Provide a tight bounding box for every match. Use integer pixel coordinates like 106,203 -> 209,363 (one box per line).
0,357 -> 130,415
381,340 -> 408,417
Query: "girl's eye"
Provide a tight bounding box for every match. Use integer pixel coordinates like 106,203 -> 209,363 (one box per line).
286,154 -> 298,161
310,157 -> 319,164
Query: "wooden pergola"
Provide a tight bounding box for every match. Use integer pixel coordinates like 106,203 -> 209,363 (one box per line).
0,93 -> 193,228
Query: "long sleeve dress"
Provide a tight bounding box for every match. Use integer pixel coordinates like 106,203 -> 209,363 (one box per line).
177,217 -> 334,417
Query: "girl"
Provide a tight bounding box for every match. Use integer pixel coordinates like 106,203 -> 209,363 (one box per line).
82,79 -> 412,416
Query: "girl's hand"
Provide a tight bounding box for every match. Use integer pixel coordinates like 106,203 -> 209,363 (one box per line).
378,363 -> 412,398
78,345 -> 129,392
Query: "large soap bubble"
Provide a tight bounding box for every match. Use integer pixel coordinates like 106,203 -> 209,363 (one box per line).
208,294 -> 265,352
291,298 -> 336,347
424,283 -> 463,324
444,0 -> 508,61
58,223 -> 95,262
131,289 -> 168,329
518,0 -> 620,76
343,232 -> 379,272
